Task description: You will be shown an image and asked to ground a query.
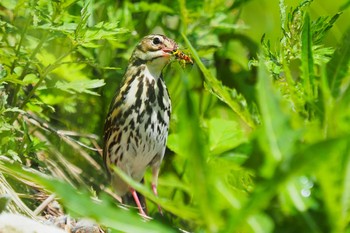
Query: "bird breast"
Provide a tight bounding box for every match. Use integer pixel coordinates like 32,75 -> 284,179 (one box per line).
107,64 -> 171,182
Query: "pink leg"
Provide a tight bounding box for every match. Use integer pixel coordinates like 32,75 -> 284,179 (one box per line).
152,184 -> 163,215
130,188 -> 147,217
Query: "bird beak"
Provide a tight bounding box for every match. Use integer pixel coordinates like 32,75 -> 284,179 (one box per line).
161,38 -> 178,55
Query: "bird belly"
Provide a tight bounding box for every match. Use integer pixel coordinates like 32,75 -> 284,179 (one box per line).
110,106 -> 169,197
122,109 -> 168,182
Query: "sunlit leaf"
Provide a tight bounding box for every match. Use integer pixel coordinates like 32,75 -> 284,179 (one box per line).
54,79 -> 105,95
129,2 -> 174,13
208,118 -> 248,155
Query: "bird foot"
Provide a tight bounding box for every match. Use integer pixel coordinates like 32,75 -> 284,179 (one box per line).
130,188 -> 148,218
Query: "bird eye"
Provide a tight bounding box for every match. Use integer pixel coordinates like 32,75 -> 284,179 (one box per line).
152,37 -> 161,45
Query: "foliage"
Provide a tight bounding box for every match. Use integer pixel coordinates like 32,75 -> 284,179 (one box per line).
0,0 -> 350,233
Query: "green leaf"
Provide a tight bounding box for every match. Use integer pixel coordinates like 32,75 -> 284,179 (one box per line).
0,0 -> 17,10
22,73 -> 39,85
74,3 -> 128,48
166,134 -> 181,156
81,22 -> 129,48
208,118 -> 248,155
313,140 -> 350,231
175,88 -> 220,231
129,2 -> 174,13
327,26 -> 350,98
36,23 -> 77,35
301,12 -> 315,100
256,60 -> 299,177
247,213 -> 274,233
312,12 -> 342,44
54,79 -> 105,95
182,33 -> 256,130
0,73 -> 25,85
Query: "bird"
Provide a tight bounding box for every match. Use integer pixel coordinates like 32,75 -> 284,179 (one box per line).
103,34 -> 178,217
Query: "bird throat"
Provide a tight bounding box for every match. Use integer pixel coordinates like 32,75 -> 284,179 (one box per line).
130,57 -> 168,79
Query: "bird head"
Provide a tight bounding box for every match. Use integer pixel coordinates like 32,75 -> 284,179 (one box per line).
131,34 -> 178,73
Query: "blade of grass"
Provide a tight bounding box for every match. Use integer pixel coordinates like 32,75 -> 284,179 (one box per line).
111,166 -> 199,220
301,12 -> 316,101
178,88 -> 219,231
181,33 -> 256,130
0,173 -> 35,218
0,160 -> 175,233
256,60 -> 299,177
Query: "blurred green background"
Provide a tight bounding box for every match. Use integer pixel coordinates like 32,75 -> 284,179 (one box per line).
241,0 -> 349,45
1,0 -> 350,232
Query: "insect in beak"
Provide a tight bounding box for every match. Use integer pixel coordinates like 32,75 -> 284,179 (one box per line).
171,49 -> 194,66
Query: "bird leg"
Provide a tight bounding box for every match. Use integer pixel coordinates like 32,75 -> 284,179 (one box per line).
152,167 -> 163,215
151,183 -> 163,215
130,187 -> 147,217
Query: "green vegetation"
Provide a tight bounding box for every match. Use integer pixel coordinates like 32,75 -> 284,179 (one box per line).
1,0 -> 350,232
